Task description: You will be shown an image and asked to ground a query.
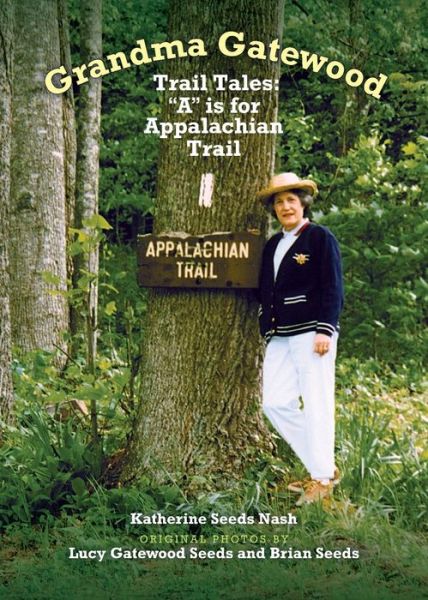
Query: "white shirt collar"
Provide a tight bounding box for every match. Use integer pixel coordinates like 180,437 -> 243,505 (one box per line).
282,218 -> 309,237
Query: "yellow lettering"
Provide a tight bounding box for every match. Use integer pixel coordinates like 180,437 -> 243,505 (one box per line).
326,60 -> 345,80
187,38 -> 207,58
281,47 -> 299,65
45,65 -> 71,94
130,39 -> 151,65
239,242 -> 249,259
229,243 -> 238,258
156,241 -> 165,256
345,69 -> 364,87
72,64 -> 89,85
248,41 -> 266,60
193,244 -> 202,258
194,264 -> 204,278
88,59 -> 109,79
202,241 -> 212,258
152,40 -> 187,61
146,241 -> 155,257
218,31 -> 245,57
165,241 -> 175,256
213,242 -> 223,258
364,74 -> 388,100
184,263 -> 193,278
208,263 -> 218,279
107,51 -> 131,73
300,51 -> 329,73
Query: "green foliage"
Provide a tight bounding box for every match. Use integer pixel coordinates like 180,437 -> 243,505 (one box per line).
2,513 -> 426,600
6,236 -> 148,528
5,357 -> 426,533
335,360 -> 427,529
2,353 -> 426,597
67,0 -> 168,241
96,244 -> 148,419
319,135 -> 427,367
271,1 -> 428,367
279,0 -> 428,169
99,0 -> 168,237
0,405 -> 95,526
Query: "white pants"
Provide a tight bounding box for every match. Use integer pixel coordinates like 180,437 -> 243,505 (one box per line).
262,331 -> 338,480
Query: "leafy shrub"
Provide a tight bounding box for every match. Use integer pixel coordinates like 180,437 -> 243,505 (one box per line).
0,407 -> 96,527
319,135 -> 428,368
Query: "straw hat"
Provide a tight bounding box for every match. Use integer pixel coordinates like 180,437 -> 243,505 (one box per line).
257,172 -> 318,207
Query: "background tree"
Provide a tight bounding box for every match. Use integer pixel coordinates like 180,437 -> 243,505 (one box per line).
0,0 -> 14,422
70,0 -> 103,458
121,0 -> 285,485
71,0 -> 102,363
58,0 -> 77,283
99,0 -> 167,243
9,0 -> 69,360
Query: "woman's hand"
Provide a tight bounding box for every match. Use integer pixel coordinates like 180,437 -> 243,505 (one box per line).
313,333 -> 331,356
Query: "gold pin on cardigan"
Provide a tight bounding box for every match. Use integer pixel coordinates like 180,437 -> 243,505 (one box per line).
293,253 -> 310,265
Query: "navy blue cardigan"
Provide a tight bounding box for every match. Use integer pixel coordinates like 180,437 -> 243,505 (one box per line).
258,222 -> 344,341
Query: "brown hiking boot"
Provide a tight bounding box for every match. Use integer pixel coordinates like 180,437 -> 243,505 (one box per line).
288,467 -> 340,494
287,477 -> 311,493
332,467 -> 341,485
295,479 -> 333,506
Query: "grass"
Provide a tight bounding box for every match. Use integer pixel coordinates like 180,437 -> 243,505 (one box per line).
1,357 -> 427,599
1,507 -> 427,599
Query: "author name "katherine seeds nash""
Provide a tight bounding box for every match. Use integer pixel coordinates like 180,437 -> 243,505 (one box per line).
129,512 -> 297,525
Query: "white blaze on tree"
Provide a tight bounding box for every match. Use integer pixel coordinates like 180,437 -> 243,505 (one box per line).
199,173 -> 215,208
9,0 -> 68,359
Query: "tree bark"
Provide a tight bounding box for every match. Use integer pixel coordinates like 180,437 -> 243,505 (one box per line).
57,0 -> 77,287
9,0 -> 68,359
121,0 -> 284,486
71,0 -> 102,363
0,0 -> 14,422
339,0 -> 368,154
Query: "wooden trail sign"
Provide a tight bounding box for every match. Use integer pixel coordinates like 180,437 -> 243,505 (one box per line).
137,231 -> 263,289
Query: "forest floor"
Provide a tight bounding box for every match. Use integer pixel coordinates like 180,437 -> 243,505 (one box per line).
0,512 -> 426,599
1,360 -> 427,599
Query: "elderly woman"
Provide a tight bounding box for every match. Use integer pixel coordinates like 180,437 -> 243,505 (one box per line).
257,172 -> 344,505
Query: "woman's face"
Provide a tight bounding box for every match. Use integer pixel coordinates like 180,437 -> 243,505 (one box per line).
273,191 -> 305,230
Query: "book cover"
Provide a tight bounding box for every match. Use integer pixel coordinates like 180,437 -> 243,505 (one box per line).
1,1 -> 426,598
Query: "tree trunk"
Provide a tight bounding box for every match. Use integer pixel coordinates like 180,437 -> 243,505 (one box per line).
339,0 -> 368,154
0,0 -> 14,422
9,0 -> 68,359
71,0 -> 102,364
121,0 -> 284,485
57,0 -> 77,288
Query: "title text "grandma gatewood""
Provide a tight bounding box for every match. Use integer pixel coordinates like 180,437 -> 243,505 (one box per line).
45,31 -> 387,99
